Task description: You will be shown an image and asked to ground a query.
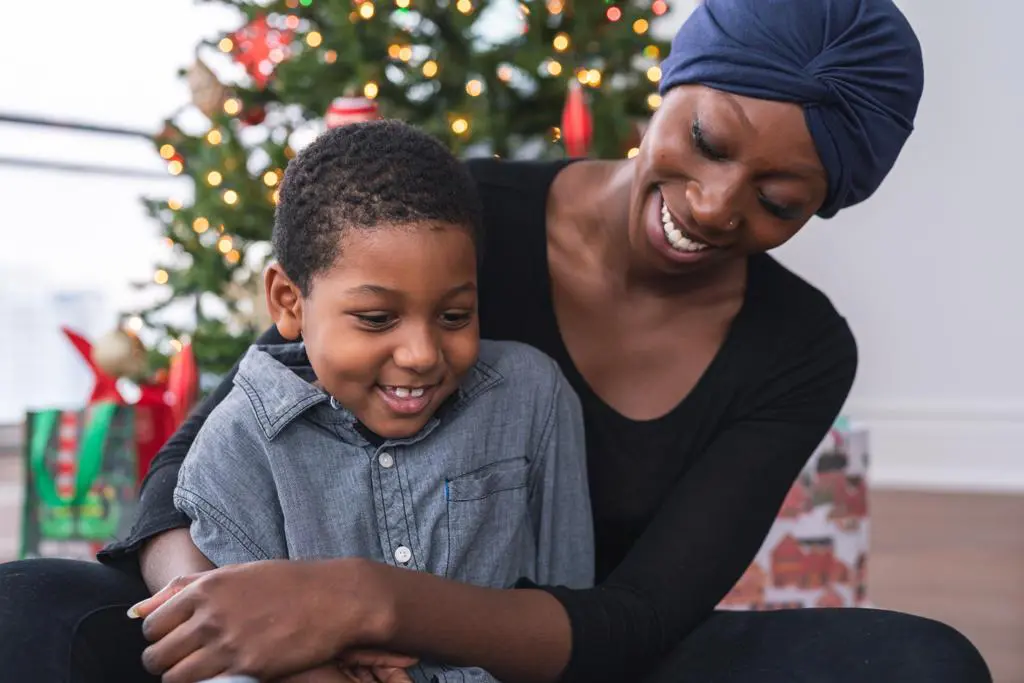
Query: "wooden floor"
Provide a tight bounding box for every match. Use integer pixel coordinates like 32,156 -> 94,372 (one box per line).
869,489 -> 1024,683
1,452 -> 1021,680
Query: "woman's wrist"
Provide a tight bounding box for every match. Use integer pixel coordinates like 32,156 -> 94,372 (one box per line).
318,557 -> 399,649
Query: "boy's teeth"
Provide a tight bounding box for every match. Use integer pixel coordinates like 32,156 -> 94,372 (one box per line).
660,198 -> 709,253
390,386 -> 426,398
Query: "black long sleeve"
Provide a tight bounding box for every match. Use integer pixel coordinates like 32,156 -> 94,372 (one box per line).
537,314 -> 857,683
97,325 -> 290,569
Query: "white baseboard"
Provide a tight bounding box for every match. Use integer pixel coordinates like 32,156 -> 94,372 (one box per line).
845,400 -> 1024,493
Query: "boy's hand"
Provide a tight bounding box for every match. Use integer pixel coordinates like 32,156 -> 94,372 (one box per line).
278,654 -> 416,683
337,649 -> 418,683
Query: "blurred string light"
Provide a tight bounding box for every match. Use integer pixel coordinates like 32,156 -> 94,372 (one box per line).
451,117 -> 469,135
154,269 -> 169,285
206,129 -> 222,144
193,217 -> 210,234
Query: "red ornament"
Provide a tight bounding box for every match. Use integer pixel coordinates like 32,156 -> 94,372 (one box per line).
560,81 -> 593,157
240,104 -> 267,126
231,15 -> 294,88
325,96 -> 381,128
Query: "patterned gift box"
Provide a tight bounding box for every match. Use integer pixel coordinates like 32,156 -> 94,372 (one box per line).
718,419 -> 870,610
20,405 -> 141,562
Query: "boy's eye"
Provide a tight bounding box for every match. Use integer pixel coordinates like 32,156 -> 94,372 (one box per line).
440,310 -> 473,328
352,312 -> 395,329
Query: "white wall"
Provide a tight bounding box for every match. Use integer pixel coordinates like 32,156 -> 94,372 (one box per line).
661,0 -> 1024,492
0,1 -> 238,422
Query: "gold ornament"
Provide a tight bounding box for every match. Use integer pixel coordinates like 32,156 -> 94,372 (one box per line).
186,59 -> 231,119
91,328 -> 149,381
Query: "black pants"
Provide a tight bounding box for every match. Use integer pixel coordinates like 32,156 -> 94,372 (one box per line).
0,558 -> 991,683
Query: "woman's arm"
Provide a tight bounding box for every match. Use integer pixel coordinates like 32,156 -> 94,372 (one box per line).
97,324 -> 289,587
135,318 -> 855,683
373,316 -> 859,683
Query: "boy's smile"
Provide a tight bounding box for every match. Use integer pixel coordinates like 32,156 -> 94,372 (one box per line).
268,221 -> 480,439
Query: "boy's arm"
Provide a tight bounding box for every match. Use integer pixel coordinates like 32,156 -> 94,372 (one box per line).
529,363 -> 595,589
174,391 -> 288,566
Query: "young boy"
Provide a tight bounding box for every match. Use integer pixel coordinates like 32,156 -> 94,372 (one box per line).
174,121 -> 594,683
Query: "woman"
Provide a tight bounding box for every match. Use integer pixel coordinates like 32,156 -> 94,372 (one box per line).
0,0 -> 991,682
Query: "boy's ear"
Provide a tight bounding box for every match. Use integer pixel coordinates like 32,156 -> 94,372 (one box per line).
264,263 -> 303,340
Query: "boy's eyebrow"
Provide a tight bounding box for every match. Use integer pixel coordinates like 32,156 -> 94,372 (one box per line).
344,282 -> 477,296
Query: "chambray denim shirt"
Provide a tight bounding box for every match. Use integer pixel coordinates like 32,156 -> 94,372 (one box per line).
175,340 -> 594,683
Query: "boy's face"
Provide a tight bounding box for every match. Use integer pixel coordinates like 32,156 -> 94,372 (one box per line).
269,223 -> 479,439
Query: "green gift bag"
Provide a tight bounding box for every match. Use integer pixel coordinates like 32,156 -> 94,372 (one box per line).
20,402 -> 140,562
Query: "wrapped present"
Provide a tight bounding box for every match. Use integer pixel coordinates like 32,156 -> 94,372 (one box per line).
18,327 -> 199,561
718,419 -> 870,610
20,404 -> 139,561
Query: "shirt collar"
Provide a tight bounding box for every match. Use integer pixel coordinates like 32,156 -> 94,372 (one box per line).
234,342 -> 503,442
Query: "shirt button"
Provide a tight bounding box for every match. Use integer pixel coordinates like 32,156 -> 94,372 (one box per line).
378,452 -> 395,469
394,545 -> 412,564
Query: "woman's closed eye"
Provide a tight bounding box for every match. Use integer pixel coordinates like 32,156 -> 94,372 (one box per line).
691,119 -> 727,161
758,195 -> 803,221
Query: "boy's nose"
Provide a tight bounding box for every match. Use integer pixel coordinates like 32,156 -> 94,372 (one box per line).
393,332 -> 442,374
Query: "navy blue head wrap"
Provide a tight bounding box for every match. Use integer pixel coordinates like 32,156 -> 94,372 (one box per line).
659,0 -> 924,218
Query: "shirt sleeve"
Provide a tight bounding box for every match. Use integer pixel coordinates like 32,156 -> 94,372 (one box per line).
97,325 -> 289,569
173,391 -> 288,566
530,364 -> 594,590
537,317 -> 858,683
433,667 -> 501,683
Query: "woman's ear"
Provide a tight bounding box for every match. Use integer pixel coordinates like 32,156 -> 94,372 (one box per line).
264,263 -> 303,340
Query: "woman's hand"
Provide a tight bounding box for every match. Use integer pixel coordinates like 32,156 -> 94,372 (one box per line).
131,559 -> 396,683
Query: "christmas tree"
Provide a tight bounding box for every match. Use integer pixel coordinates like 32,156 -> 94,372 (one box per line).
136,0 -> 673,376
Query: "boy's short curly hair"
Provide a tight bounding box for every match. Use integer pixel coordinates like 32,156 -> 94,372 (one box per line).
272,119 -> 482,295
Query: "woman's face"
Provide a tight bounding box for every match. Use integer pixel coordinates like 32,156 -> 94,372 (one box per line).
629,84 -> 829,274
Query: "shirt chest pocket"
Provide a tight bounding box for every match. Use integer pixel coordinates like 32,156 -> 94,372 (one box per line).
444,458 -> 534,587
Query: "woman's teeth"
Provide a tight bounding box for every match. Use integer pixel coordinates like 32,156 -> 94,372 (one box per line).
388,386 -> 426,398
661,200 -> 710,253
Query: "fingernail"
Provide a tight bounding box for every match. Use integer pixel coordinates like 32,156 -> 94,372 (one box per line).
127,606 -> 141,619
